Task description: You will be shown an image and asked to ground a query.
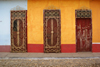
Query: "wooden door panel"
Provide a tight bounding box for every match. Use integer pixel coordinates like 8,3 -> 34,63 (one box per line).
53,18 -> 57,45
47,19 -> 51,45
76,18 -> 92,52
47,18 -> 57,46
44,10 -> 61,53
11,10 -> 27,52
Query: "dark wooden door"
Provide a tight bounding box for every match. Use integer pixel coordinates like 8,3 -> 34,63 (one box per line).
76,18 -> 92,52
11,10 -> 27,52
44,10 -> 61,53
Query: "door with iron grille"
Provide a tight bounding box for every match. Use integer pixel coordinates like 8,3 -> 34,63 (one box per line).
43,10 -> 61,53
11,10 -> 27,52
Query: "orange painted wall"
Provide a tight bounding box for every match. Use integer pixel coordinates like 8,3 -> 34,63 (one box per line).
27,0 -> 100,44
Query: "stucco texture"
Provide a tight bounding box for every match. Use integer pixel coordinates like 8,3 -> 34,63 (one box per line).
27,0 -> 100,44
90,1 -> 100,43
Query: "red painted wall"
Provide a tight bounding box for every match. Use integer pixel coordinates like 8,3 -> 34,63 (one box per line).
92,44 -> 100,52
27,44 -> 76,53
61,44 -> 76,53
0,45 -> 11,52
27,44 -> 44,52
1,44 -> 100,53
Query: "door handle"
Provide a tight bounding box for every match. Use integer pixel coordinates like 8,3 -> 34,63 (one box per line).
51,31 -> 54,33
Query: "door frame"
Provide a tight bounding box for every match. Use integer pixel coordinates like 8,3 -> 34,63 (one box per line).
11,10 -> 27,52
75,9 -> 92,52
43,9 -> 61,53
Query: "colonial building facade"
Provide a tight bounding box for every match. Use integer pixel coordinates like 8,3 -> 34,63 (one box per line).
0,0 -> 100,53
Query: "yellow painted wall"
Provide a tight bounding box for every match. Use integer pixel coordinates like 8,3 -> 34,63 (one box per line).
28,0 -> 100,44
90,1 -> 100,43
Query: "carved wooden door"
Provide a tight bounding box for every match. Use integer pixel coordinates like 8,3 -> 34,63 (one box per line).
76,18 -> 92,52
44,10 -> 61,53
11,10 -> 27,52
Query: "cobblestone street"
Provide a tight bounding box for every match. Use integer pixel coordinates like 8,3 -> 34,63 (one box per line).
0,58 -> 100,67
0,53 -> 100,67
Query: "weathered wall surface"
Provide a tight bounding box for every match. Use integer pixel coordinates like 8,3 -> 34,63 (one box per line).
0,1 -> 27,45
90,1 -> 100,43
28,0 -> 92,44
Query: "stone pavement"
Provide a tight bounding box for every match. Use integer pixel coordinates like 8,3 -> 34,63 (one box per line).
0,52 -> 100,67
